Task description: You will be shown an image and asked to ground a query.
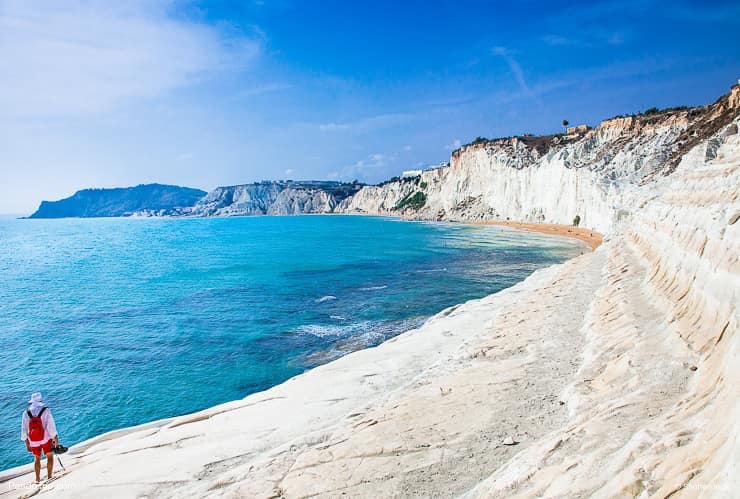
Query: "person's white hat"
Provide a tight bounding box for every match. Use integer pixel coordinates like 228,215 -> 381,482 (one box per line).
28,392 -> 43,404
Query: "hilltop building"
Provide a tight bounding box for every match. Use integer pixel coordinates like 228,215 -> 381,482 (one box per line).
566,124 -> 590,134
402,170 -> 423,178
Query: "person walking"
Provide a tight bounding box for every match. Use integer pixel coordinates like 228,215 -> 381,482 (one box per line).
21,393 -> 59,483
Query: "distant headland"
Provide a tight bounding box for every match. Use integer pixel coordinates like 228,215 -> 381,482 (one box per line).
27,181 -> 364,219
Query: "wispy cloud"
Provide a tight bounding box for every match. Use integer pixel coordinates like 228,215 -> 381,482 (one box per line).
328,152 -> 398,181
317,112 -> 414,133
528,56 -> 697,97
492,46 -> 531,95
230,83 -> 293,100
319,122 -> 353,132
542,35 -> 575,46
542,30 -> 628,48
445,139 -> 462,150
474,53 -> 700,112
0,0 -> 262,117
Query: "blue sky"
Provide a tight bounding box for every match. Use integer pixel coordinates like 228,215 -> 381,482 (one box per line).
1,0 -> 739,213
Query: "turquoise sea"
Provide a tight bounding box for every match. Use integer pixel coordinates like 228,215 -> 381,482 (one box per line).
0,215 -> 583,470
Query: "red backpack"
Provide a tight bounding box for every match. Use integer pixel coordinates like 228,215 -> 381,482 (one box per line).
27,407 -> 47,441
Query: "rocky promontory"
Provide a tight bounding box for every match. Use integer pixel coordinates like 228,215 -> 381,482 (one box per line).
190,180 -> 363,216
28,184 -> 207,218
28,181 -> 364,219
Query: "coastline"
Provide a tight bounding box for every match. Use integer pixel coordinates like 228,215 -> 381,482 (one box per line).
2,87 -> 736,498
1,247 -> 594,497
1,213 -> 735,497
470,220 -> 603,250
0,221 -> 592,493
2,196 -> 734,497
0,217 -> 584,485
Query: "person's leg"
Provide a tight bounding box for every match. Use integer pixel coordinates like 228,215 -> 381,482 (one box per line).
45,452 -> 54,480
33,455 -> 41,483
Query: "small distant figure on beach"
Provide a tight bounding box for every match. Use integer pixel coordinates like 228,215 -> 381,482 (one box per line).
21,393 -> 59,483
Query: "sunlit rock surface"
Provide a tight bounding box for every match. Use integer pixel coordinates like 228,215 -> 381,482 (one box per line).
3,86 -> 738,498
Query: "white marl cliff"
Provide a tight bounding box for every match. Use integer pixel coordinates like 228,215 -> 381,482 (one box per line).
339,87 -> 740,237
191,181 -> 362,216
1,86 -> 737,498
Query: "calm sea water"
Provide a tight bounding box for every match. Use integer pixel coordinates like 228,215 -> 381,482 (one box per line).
0,215 -> 583,469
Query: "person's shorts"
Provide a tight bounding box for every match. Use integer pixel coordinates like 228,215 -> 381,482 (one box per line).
30,440 -> 53,457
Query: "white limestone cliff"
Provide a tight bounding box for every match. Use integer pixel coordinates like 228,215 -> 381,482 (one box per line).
191,181 -> 361,216
1,86 -> 737,498
339,86 -> 740,237
466,98 -> 740,497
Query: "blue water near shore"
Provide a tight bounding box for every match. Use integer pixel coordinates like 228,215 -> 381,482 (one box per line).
0,215 -> 583,469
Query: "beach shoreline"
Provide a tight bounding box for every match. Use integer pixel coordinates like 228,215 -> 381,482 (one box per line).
469,220 -> 603,250
0,216 -> 585,485
1,213 -> 734,497
2,83 -> 735,498
1,246 -> 593,497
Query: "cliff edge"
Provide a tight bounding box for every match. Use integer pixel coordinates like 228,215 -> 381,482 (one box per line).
2,85 -> 738,498
339,85 -> 740,237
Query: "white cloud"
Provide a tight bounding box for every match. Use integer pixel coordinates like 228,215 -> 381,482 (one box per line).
542,35 -> 575,46
493,46 -> 531,95
284,168 -> 295,177
319,122 -> 353,131
0,0 -> 261,117
328,152 -> 397,182
317,113 -> 413,133
542,30 -> 628,48
445,139 -> 462,150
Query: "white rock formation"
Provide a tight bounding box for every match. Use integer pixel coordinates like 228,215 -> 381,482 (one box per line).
339,86 -> 740,237
1,86 -> 737,498
191,181 -> 360,216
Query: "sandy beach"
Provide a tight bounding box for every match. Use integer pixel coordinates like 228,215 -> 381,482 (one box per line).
472,221 -> 603,250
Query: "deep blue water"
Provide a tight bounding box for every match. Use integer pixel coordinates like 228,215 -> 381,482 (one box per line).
0,215 -> 583,469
